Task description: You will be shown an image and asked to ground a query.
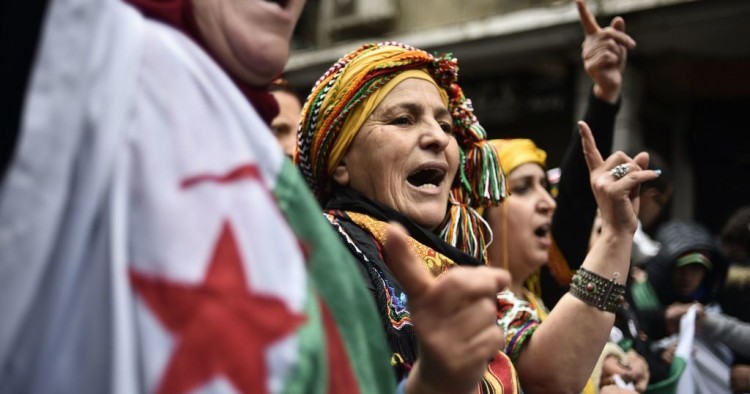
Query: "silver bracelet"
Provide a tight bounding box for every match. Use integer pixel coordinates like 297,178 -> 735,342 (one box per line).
569,268 -> 626,313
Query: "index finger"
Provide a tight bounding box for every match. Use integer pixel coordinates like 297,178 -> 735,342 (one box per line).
384,222 -> 435,300
578,120 -> 604,172
576,0 -> 601,35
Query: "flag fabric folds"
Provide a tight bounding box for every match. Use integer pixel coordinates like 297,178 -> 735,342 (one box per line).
646,305 -> 732,394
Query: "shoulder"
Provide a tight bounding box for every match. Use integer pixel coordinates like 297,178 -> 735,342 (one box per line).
324,211 -> 385,265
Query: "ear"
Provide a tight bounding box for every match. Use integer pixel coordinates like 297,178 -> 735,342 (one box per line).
332,160 -> 350,186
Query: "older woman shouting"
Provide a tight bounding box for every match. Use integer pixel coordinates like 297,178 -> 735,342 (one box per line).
296,42 -> 658,394
297,42 -> 515,393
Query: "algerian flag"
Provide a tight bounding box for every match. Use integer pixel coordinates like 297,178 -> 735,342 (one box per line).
0,0 -> 394,392
674,304 -> 698,394
646,304 -> 732,394
645,305 -> 696,394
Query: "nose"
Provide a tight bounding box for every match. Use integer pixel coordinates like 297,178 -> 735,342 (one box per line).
537,187 -> 557,215
420,119 -> 451,153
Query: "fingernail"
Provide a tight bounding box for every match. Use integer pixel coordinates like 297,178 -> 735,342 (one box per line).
653,169 -> 662,176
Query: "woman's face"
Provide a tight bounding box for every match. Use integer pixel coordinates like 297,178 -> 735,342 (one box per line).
487,163 -> 556,278
270,89 -> 302,158
192,0 -> 306,86
333,78 -> 459,230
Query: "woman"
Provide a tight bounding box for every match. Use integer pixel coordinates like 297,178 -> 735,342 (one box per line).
297,42 -> 515,393
268,77 -> 303,157
296,41 -> 659,393
486,139 -> 649,393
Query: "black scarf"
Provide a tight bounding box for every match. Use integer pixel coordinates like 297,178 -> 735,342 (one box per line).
325,186 -> 482,267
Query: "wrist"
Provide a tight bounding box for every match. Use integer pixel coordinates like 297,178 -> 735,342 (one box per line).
598,226 -> 635,244
569,267 -> 626,312
405,363 -> 474,394
593,84 -> 621,104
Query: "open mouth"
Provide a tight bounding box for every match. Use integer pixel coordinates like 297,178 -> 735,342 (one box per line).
263,0 -> 289,9
534,224 -> 551,238
407,167 -> 446,190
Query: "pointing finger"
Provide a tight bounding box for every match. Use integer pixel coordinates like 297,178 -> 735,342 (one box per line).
576,0 -> 601,35
578,120 -> 605,172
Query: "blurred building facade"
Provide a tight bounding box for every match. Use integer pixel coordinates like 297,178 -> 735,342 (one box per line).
285,0 -> 750,235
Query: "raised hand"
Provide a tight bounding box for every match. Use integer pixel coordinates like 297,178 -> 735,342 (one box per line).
625,349 -> 650,393
578,121 -> 658,236
577,0 -> 636,103
384,223 -> 510,394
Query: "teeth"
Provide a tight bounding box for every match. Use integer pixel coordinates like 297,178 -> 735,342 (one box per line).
418,184 -> 438,189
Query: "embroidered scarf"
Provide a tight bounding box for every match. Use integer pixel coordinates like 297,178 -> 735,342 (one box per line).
326,186 -> 483,267
324,187 -> 520,393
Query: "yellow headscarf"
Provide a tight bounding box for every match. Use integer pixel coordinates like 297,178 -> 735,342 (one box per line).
488,138 -> 547,176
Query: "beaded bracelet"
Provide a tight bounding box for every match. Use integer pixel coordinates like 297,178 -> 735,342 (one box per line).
569,267 -> 626,313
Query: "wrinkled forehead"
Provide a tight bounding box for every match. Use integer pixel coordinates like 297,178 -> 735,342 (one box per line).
372,77 -> 451,117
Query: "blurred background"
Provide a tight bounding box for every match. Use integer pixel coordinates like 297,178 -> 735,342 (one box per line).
283,0 -> 750,236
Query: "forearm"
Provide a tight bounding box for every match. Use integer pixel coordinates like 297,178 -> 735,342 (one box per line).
516,294 -> 614,393
516,230 -> 631,393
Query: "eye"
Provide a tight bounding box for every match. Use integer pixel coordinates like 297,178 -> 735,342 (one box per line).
390,115 -> 412,126
439,121 -> 453,134
272,124 -> 291,137
511,182 -> 530,195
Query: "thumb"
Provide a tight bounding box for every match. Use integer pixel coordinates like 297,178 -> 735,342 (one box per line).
384,222 -> 435,301
633,151 -> 650,171
610,16 -> 625,33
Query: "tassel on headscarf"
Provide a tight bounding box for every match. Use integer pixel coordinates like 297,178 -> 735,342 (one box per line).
439,188 -> 493,264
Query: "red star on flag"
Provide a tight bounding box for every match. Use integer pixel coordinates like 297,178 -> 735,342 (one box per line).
130,221 -> 306,394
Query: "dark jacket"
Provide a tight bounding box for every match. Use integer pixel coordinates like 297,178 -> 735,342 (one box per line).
540,92 -> 619,308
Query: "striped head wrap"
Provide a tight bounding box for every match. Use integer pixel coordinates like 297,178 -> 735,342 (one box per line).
295,42 -> 507,262
488,138 -> 548,176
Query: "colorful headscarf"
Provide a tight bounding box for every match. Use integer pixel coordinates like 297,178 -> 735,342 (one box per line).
488,138 -> 548,176
295,42 -> 507,262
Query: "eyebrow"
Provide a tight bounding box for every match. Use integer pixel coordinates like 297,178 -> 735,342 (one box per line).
381,102 -> 451,120
512,173 -> 550,185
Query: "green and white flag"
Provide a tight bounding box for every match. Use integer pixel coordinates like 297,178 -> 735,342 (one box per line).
645,305 -> 696,394
646,304 -> 732,394
0,0 -> 394,392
